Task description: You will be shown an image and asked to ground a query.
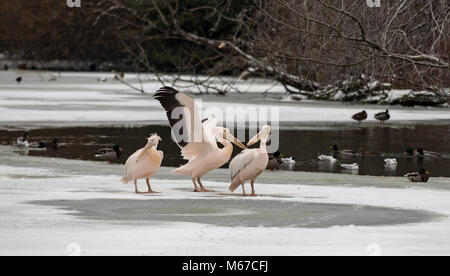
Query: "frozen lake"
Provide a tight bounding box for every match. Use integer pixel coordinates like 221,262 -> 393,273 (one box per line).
1,145 -> 450,256
1,71 -> 450,255
1,70 -> 449,177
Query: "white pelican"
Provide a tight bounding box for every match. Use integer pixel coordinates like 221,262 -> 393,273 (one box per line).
121,134 -> 163,194
154,87 -> 246,192
229,125 -> 271,196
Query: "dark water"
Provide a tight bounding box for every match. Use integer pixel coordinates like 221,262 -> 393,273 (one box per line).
1,124 -> 449,177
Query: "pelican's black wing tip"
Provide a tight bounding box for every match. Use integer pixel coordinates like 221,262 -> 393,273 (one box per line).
153,86 -> 185,114
154,86 -> 180,98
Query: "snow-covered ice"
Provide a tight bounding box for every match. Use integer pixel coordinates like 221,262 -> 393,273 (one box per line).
1,145 -> 450,256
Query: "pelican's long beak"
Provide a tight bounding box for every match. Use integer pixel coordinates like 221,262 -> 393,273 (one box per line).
247,133 -> 260,147
224,132 -> 247,150
136,141 -> 154,162
248,127 -> 271,146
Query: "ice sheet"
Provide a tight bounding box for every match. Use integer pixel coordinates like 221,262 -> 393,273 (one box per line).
1,146 -> 450,256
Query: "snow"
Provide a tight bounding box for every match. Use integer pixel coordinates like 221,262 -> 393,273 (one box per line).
1,71 -> 450,255
1,71 -> 449,129
1,145 -> 450,256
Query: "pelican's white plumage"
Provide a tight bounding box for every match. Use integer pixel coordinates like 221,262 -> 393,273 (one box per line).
229,125 -> 271,196
121,134 -> 163,194
154,87 -> 246,192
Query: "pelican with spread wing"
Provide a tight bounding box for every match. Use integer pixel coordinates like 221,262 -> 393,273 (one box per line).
229,125 -> 271,196
154,87 -> 246,192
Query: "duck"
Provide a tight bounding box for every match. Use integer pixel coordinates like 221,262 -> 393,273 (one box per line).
374,109 -> 390,123
267,151 -> 283,171
318,154 -> 337,163
95,144 -> 123,164
384,158 -> 398,167
14,132 -> 30,148
415,148 -> 441,158
36,139 -> 59,150
281,156 -> 296,165
404,148 -> 415,157
358,147 -> 381,156
352,110 -> 367,124
112,70 -> 125,80
340,163 -> 359,170
405,169 -> 430,183
331,145 -> 356,158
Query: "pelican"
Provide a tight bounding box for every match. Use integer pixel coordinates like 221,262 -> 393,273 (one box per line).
153,87 -> 246,192
229,125 -> 271,196
121,134 -> 163,194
